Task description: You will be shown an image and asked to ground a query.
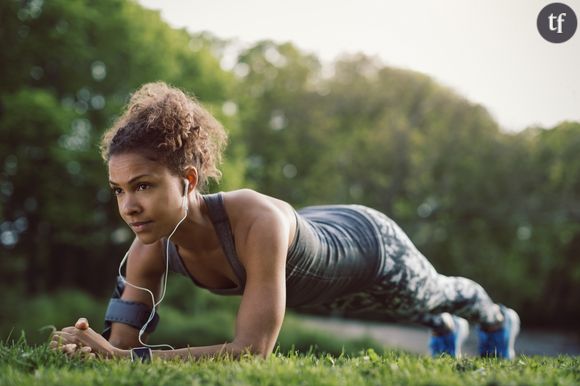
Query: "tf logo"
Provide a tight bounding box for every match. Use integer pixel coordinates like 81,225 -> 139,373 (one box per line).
537,3 -> 578,43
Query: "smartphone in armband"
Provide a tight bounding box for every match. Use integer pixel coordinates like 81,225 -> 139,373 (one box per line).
130,347 -> 152,363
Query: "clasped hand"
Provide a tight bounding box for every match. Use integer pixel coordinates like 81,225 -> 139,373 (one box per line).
50,318 -> 117,359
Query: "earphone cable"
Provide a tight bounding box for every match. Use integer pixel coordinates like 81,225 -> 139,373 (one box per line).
116,205 -> 188,350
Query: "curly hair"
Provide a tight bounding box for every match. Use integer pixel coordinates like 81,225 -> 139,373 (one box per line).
100,82 -> 228,190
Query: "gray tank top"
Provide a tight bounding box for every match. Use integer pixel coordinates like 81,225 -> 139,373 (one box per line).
164,193 -> 383,308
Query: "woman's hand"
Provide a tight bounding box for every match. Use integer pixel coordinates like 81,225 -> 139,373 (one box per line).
50,318 -> 119,359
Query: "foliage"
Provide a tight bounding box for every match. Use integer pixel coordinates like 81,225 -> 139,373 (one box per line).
233,44 -> 580,327
1,339 -> 579,386
0,0 -> 244,298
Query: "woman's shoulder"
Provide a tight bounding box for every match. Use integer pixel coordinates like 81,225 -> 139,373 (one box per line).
220,189 -> 294,215
218,189 -> 297,241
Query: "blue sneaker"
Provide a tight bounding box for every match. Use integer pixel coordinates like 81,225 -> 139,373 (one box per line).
478,305 -> 520,359
429,314 -> 469,358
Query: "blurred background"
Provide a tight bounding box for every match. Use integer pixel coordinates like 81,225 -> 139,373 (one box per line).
1,0 -> 579,355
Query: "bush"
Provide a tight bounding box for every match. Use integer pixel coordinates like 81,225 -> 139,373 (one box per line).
1,288 -> 105,345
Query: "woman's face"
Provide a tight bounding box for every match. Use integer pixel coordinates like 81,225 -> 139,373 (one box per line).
108,152 -> 186,244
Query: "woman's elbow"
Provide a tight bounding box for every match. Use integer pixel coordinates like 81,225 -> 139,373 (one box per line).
108,323 -> 147,349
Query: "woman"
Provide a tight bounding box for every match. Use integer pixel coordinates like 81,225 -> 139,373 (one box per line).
50,82 -> 519,361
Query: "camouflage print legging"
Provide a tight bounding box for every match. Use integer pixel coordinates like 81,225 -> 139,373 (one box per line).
308,206 -> 504,331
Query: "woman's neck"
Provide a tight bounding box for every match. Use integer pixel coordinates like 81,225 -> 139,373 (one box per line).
167,192 -> 218,253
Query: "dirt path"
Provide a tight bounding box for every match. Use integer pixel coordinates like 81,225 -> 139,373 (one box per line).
299,315 -> 580,357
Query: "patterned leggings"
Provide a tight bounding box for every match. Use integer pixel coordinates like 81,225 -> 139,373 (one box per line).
308,206 -> 504,331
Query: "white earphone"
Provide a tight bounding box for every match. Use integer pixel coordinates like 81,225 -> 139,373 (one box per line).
182,179 -> 189,213
117,177 -> 191,350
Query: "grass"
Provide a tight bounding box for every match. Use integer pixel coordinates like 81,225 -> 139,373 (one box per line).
3,288 -> 579,385
1,337 -> 578,386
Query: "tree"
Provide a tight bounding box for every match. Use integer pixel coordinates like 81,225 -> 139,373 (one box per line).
0,0 -> 245,295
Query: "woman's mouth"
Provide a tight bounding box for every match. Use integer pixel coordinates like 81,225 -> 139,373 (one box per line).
130,221 -> 153,232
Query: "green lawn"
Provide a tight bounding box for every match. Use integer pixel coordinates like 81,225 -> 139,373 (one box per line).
1,339 -> 578,386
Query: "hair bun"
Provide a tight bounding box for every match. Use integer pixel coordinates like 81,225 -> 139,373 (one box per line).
100,82 -> 228,190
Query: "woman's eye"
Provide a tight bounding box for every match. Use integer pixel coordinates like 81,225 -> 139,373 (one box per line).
111,187 -> 122,196
137,183 -> 150,191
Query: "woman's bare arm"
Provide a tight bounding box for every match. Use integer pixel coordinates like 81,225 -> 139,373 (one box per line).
108,238 -> 165,349
111,201 -> 289,360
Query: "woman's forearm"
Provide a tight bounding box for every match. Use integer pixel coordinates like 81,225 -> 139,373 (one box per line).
113,341 -> 256,360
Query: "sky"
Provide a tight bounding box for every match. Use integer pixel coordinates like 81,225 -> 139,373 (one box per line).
137,0 -> 580,132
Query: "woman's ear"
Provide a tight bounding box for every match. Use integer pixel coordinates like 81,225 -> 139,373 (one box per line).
183,167 -> 198,191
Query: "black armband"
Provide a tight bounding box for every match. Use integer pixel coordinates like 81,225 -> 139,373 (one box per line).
101,276 -> 160,339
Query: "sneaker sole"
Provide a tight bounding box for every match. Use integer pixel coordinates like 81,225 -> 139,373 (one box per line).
454,317 -> 469,358
505,308 -> 520,359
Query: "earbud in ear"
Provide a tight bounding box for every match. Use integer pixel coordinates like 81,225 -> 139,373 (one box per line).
182,179 -> 189,211
183,179 -> 189,196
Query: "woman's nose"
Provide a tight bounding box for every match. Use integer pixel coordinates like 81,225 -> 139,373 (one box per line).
121,194 -> 141,216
